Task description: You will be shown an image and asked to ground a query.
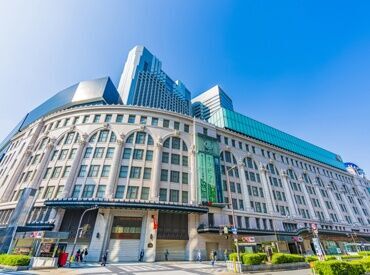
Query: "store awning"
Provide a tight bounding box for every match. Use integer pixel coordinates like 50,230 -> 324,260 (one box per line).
44,198 -> 209,214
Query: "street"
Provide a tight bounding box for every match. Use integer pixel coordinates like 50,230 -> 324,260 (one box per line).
0,262 -> 311,275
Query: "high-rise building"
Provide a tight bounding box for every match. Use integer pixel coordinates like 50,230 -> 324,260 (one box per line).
192,85 -> 233,120
118,46 -> 191,115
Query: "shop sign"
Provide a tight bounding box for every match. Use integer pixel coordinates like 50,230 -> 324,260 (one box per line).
312,238 -> 323,256
231,227 -> 237,235
30,231 -> 43,239
292,236 -> 303,242
242,236 -> 255,243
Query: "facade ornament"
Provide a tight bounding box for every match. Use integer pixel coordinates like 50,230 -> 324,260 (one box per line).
173,130 -> 180,137
103,123 -> 110,129
225,145 -> 230,151
119,133 -> 125,140
281,170 -> 288,178
82,133 -> 89,140
140,125 -> 146,131
116,139 -> 124,146
190,144 -> 196,154
69,125 -> 76,131
268,159 -> 274,164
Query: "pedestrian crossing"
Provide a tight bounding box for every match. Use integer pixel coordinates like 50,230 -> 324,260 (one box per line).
117,264 -> 172,272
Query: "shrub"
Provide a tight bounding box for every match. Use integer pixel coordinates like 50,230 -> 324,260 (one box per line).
305,255 -> 318,262
0,254 -> 31,266
352,257 -> 370,271
358,251 -> 370,257
341,255 -> 363,260
314,260 -> 365,275
242,253 -> 267,265
271,253 -> 305,264
325,255 -> 337,261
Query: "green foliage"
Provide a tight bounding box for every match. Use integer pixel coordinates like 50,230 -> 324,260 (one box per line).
305,255 -> 318,262
271,253 -> 305,264
0,254 -> 31,266
242,253 -> 267,265
358,251 -> 370,257
314,260 -> 365,275
352,257 -> 370,270
325,255 -> 337,261
341,255 -> 363,260
229,253 -> 238,261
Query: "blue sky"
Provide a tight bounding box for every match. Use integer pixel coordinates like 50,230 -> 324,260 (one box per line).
0,0 -> 369,172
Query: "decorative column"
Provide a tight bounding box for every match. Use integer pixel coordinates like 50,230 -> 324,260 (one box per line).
150,138 -> 163,201
189,144 -> 197,205
298,177 -> 316,220
61,138 -> 87,198
258,163 -> 276,214
142,210 -> 158,262
281,170 -> 299,217
105,138 -> 124,198
312,181 -> 330,221
237,159 -> 251,212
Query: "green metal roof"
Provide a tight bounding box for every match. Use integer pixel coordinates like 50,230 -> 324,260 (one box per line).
209,108 -> 345,171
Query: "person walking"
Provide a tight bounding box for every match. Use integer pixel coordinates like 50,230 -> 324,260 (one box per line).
211,250 -> 217,266
101,250 -> 108,266
223,249 -> 228,261
75,249 -> 81,264
84,248 -> 88,263
139,249 -> 144,262
197,249 -> 202,262
164,249 -> 169,261
80,249 -> 84,262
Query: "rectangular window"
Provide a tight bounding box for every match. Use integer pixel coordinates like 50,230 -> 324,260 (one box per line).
105,114 -> 112,123
62,166 -> 71,178
184,124 -> 189,133
78,165 -> 87,177
146,150 -> 153,161
135,132 -> 146,144
88,165 -> 100,177
182,191 -> 188,203
119,166 -> 128,178
106,147 -> 115,158
126,186 -> 139,199
84,147 -> 93,158
171,154 -> 180,165
151,117 -> 159,126
140,116 -> 147,124
172,137 -> 180,149
159,188 -> 167,201
101,165 -> 111,177
128,115 -> 136,123
182,172 -> 188,184
116,114 -> 123,123
93,114 -> 101,123
96,185 -> 106,198
162,152 -> 169,163
182,156 -> 188,166
170,170 -> 180,183
43,168 -> 52,179
169,189 -> 179,202
161,169 -> 168,181
115,186 -> 125,199
58,149 -> 68,160
174,121 -> 180,130
51,167 -> 62,179
43,186 -> 55,199
69,148 -> 77,159
129,167 -> 141,179
133,149 -> 144,160
93,147 -> 105,158
143,168 -> 152,179
163,119 -> 170,128
82,115 -> 89,123
56,186 -> 63,198
72,185 -> 81,198
82,184 -> 95,198
98,130 -> 109,142
122,148 -> 132,159
141,187 -> 150,200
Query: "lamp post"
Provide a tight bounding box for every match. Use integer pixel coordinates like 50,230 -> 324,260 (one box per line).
69,205 -> 98,267
225,164 -> 242,271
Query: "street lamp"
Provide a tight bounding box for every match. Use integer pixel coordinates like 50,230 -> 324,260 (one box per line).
225,163 -> 242,270
69,205 -> 99,266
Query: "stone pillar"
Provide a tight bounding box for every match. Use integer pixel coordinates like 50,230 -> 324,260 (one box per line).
88,209 -> 112,262
186,213 -> 200,261
142,210 -> 158,262
312,181 -> 330,221
61,138 -> 87,198
237,160 -> 251,211
258,163 -> 276,214
150,139 -> 163,201
298,177 -> 316,220
281,171 -> 299,217
105,139 -> 124,198
189,145 -> 197,204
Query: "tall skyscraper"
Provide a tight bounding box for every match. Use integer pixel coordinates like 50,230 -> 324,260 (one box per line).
191,85 -> 234,120
118,46 -> 191,115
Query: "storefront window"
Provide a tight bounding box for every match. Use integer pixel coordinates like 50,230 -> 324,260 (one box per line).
110,217 -> 142,239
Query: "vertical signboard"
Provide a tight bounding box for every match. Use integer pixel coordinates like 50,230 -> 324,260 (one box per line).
196,134 -> 223,203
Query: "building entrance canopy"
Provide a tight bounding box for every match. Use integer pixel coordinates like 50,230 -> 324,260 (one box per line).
44,198 -> 209,214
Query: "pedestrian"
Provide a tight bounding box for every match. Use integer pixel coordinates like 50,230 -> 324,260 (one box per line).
223,249 -> 228,261
80,249 -> 84,262
139,249 -> 144,262
211,250 -> 217,266
197,249 -> 202,262
75,249 -> 81,263
164,249 -> 169,261
101,250 -> 108,266
84,248 -> 88,263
